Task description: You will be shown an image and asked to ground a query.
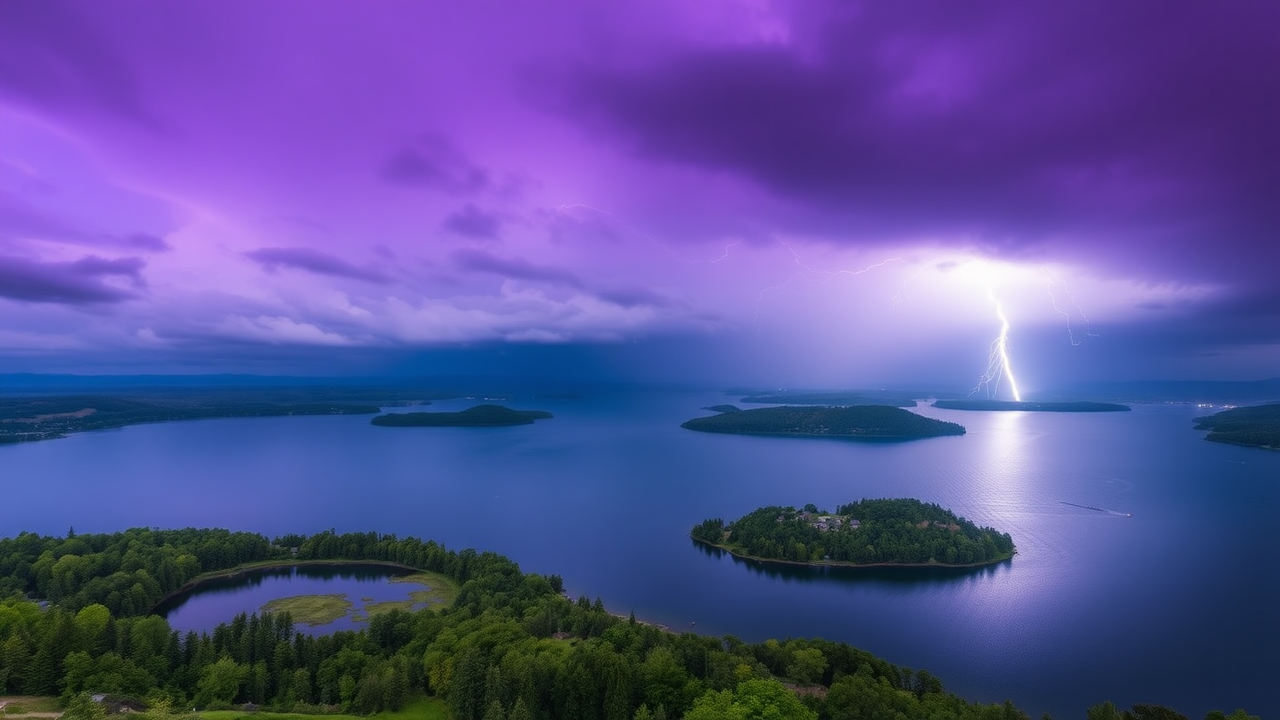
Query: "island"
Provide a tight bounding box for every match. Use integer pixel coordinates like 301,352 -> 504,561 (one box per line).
739,391 -> 917,407
0,390 -> 399,444
370,403 -> 553,426
692,498 -> 1015,567
681,404 -> 965,439
702,404 -> 742,413
1193,402 -> 1280,449
932,399 -> 1131,412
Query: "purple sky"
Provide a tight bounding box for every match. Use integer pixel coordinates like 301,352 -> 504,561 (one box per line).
2,1 -> 1277,390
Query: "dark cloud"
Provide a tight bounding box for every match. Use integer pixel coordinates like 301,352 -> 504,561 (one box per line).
442,203 -> 502,240
244,247 -> 390,283
0,1 -> 163,129
552,2 -> 1280,283
0,254 -> 144,304
381,134 -> 491,194
451,248 -> 581,287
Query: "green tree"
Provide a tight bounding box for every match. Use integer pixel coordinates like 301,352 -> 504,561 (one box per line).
61,693 -> 107,720
786,647 -> 826,686
683,678 -> 817,720
194,656 -> 247,708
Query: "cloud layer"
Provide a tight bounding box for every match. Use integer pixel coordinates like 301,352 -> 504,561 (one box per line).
0,0 -> 1275,385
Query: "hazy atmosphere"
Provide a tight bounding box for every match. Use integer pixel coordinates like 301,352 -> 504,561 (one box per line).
2,1 -> 1277,389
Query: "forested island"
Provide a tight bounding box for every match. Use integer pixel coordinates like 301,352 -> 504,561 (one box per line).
1193,403 -> 1280,449
0,527 -> 1251,720
370,404 -> 552,427
932,400 -> 1131,412
692,499 -> 1015,567
0,388 -> 449,444
681,405 -> 965,440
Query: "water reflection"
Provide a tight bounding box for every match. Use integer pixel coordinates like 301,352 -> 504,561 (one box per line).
157,564 -> 426,635
692,538 -> 1012,587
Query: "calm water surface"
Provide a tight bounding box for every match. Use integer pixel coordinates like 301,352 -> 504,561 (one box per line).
155,565 -> 440,635
3,392 -> 1277,718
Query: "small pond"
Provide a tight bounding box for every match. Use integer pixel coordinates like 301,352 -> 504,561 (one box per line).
156,564 -> 447,634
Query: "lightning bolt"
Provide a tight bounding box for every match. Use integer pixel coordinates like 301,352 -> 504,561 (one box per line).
971,287 -> 1022,401
1041,267 -> 1100,346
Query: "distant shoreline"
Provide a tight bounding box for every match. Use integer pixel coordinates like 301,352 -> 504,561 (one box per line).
691,536 -> 1014,570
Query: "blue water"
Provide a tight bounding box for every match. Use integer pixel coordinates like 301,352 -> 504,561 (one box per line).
2,392 -> 1277,718
155,565 -> 441,635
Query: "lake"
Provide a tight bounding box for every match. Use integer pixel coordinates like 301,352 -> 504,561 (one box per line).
154,564 -> 444,635
2,392 -> 1277,718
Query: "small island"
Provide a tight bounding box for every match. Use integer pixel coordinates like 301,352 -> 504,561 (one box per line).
371,404 -> 553,427
1193,402 -> 1280,449
702,404 -> 742,413
692,499 -> 1015,567
681,405 -> 965,440
932,399 -> 1130,412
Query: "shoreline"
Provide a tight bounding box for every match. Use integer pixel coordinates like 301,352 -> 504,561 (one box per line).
148,558 -> 422,613
691,536 -> 1014,570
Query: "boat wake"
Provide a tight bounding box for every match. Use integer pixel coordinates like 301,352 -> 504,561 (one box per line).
1060,501 -> 1132,518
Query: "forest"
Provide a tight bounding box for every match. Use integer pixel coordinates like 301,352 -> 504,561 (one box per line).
680,406 -> 965,440
691,499 -> 1015,567
0,528 -> 1252,720
1192,403 -> 1280,449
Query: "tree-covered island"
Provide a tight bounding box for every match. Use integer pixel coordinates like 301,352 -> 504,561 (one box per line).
1193,402 -> 1280,449
932,400 -> 1130,412
370,404 -> 552,427
681,405 -> 964,440
692,499 -> 1015,567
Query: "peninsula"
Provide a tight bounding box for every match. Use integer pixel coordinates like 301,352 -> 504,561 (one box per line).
371,404 -> 552,427
692,499 -> 1015,567
681,405 -> 965,439
932,400 -> 1130,412
1193,402 -> 1280,449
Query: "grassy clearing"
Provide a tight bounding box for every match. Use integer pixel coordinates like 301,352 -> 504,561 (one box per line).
0,696 -> 63,716
261,594 -> 352,626
389,571 -> 458,607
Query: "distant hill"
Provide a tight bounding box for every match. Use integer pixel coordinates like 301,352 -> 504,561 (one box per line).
933,400 -> 1130,412
1192,403 -> 1280,450
682,405 -> 964,440
371,404 -> 553,427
